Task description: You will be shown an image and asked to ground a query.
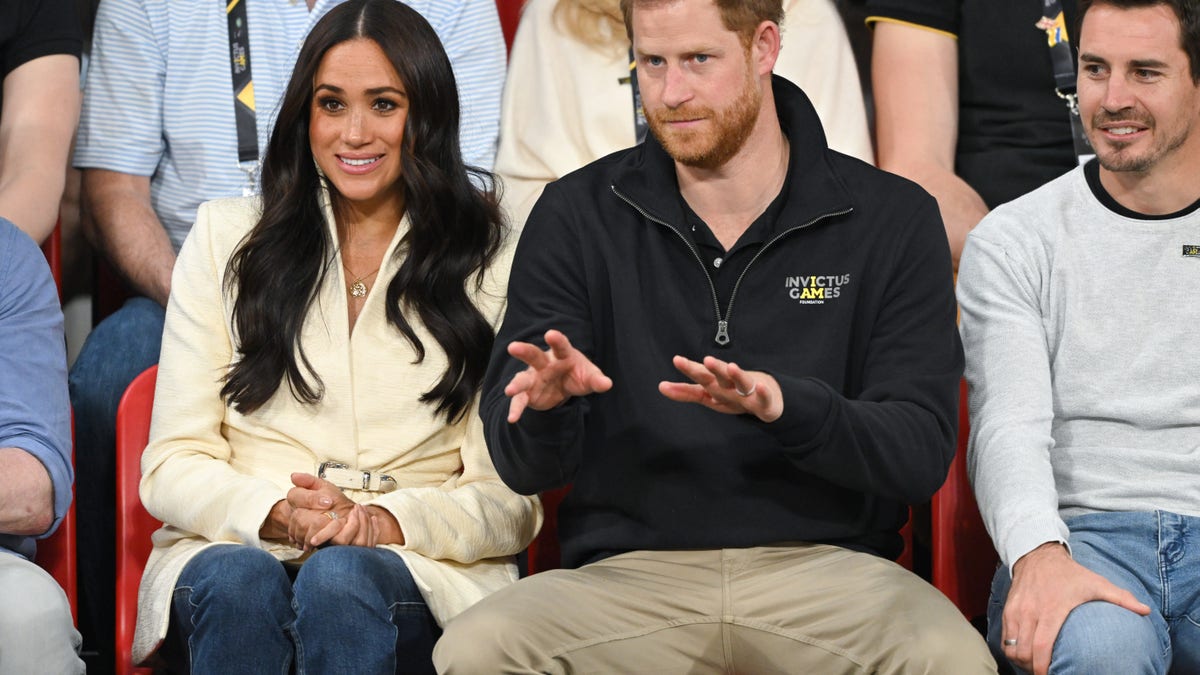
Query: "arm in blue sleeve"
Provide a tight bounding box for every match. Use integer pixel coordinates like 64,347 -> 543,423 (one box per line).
0,220 -> 72,537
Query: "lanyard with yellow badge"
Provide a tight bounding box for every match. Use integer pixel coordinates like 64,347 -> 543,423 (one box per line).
1036,0 -> 1095,165
226,0 -> 261,194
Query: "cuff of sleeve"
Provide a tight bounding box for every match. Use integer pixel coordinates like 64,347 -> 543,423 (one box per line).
756,373 -> 834,449
864,16 -> 957,39
5,437 -> 73,538
371,493 -> 423,552
515,399 -> 581,435
235,485 -> 289,547
1001,515 -> 1072,571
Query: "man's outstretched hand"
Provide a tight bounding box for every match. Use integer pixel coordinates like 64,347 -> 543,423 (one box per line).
504,330 -> 612,423
659,355 -> 783,422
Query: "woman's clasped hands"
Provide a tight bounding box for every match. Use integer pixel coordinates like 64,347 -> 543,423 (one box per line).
261,472 -> 385,551
288,472 -> 381,551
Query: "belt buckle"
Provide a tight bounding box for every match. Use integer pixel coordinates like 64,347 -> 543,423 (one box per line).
376,475 -> 397,493
317,461 -> 397,493
317,461 -> 358,490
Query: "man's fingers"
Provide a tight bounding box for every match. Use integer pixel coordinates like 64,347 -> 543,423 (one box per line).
544,330 -> 576,360
1001,607 -> 1032,671
658,381 -> 739,414
672,355 -> 716,386
725,362 -> 756,395
506,331 -> 612,416
658,381 -> 707,403
1100,585 -> 1151,616
504,368 -> 535,397
585,369 -> 613,393
701,356 -> 736,389
1029,615 -> 1064,675
508,341 -> 550,369
508,392 -> 529,423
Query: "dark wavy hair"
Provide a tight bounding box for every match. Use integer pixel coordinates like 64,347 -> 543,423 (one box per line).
221,0 -> 505,422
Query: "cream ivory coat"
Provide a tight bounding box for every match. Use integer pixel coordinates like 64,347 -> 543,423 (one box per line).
496,0 -> 874,227
133,195 -> 541,664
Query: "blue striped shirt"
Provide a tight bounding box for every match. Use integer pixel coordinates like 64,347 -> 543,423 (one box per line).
75,0 -> 505,251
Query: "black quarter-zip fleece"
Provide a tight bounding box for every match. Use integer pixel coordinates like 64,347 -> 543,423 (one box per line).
482,76 -> 964,567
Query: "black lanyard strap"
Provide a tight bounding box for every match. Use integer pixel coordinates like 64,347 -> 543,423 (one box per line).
226,0 -> 258,165
1037,0 -> 1093,163
622,48 -> 648,144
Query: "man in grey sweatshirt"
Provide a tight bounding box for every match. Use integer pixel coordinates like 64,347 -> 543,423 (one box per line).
957,0 -> 1200,673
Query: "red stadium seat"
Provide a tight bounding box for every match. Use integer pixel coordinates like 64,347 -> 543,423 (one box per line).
40,219 -> 63,299
525,486 -> 568,575
36,446 -> 77,624
495,0 -> 524,52
114,366 -> 161,675
931,378 -> 999,623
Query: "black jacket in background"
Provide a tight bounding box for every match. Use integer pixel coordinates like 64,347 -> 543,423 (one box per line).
482,76 -> 963,567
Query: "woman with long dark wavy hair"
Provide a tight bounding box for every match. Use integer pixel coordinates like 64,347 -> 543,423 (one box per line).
130,2 -> 541,672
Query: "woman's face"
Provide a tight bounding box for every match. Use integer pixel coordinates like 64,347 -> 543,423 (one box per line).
309,38 -> 408,220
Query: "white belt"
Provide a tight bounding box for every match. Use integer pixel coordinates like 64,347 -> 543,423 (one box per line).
317,461 -> 397,493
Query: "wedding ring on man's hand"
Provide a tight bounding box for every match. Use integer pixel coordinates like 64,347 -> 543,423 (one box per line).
324,511 -> 339,521
1003,639 -> 1018,646
735,383 -> 757,397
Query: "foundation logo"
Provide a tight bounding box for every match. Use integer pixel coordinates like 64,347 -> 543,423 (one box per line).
785,274 -> 850,305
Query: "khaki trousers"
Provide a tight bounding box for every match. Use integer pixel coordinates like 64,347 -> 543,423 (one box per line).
0,551 -> 85,674
434,544 -> 996,674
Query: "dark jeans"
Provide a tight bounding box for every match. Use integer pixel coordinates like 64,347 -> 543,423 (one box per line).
165,544 -> 439,674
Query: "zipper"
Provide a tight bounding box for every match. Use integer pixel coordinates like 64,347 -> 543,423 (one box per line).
612,184 -> 852,347
721,207 -> 853,344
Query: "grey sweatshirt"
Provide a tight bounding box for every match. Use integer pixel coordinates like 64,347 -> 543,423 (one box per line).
958,164 -> 1200,569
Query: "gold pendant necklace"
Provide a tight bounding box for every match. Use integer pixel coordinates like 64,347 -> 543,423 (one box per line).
343,263 -> 381,298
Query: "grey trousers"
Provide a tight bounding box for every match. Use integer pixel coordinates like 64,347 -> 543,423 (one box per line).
435,544 -> 996,674
0,551 -> 85,674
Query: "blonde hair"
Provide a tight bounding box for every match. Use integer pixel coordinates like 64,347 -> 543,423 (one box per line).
553,0 -> 627,50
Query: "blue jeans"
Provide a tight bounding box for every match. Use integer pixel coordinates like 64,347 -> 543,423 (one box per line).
167,544 -> 439,674
68,296 -> 165,669
987,511 -> 1200,674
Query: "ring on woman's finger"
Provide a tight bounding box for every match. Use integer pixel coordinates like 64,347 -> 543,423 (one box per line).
1003,638 -> 1018,646
324,511 -> 339,521
735,383 -> 757,397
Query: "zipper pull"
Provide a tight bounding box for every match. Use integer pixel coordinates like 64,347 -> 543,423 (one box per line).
714,320 -> 730,346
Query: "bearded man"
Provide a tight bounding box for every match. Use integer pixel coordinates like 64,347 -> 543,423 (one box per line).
435,0 -> 995,672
